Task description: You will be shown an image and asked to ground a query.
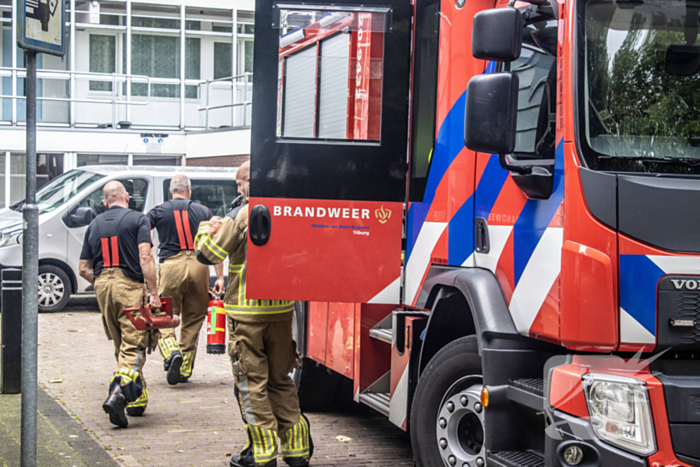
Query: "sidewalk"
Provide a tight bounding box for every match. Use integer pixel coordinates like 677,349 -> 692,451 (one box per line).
37,309 -> 414,466
0,381 -> 118,466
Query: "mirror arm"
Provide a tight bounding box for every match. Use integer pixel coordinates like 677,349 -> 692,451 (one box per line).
499,153 -> 533,175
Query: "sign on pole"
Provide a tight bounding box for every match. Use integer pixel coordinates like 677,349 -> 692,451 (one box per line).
17,0 -> 65,56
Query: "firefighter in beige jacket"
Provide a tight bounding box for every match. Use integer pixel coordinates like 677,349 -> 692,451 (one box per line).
196,162 -> 312,467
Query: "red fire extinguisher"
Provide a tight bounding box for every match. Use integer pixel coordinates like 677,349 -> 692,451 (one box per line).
207,297 -> 226,354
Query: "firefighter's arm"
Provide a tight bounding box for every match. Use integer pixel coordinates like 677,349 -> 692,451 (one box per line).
79,259 -> 94,285
213,263 -> 225,296
138,243 -> 161,309
196,216 -> 245,265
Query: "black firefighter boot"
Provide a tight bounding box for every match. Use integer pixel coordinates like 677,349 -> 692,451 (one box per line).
281,414 -> 314,467
164,350 -> 183,386
102,378 -> 128,428
229,445 -> 277,467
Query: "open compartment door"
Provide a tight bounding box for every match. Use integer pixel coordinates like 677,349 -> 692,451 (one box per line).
247,0 -> 412,304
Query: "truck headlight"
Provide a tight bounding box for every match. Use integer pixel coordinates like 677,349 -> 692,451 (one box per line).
582,373 -> 656,455
0,229 -> 23,248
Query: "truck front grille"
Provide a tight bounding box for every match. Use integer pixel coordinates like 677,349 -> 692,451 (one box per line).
657,276 -> 700,350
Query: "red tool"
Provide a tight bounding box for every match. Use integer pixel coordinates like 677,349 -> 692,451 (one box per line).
123,297 -> 180,331
207,297 -> 226,354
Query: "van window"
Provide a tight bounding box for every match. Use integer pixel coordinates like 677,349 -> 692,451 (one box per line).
163,179 -> 239,218
80,179 -> 150,217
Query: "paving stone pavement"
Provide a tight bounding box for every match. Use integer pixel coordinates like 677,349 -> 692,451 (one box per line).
38,305 -> 414,467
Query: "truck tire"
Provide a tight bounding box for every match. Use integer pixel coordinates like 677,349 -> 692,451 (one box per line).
410,336 -> 486,467
38,265 -> 71,313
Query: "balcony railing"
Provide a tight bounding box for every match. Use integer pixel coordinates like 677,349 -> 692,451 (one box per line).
197,73 -> 253,130
0,68 -> 252,130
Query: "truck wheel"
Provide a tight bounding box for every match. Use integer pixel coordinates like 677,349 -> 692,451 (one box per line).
38,265 -> 71,313
410,336 -> 486,467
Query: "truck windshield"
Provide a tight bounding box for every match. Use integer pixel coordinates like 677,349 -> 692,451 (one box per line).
581,0 -> 700,172
15,170 -> 105,214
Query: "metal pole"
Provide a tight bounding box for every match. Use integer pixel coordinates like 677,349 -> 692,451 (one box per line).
126,0 -> 132,122
21,50 -> 39,467
69,0 -> 76,127
179,4 -> 185,130
231,8 -> 237,127
205,80 -> 210,130
11,2 -> 17,125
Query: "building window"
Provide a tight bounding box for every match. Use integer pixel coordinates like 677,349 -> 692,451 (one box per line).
133,155 -> 181,166
37,153 -> 64,190
214,42 -> 232,79
131,35 -> 200,98
10,153 -> 25,204
241,40 -> 253,76
77,154 -> 128,167
89,35 -> 116,91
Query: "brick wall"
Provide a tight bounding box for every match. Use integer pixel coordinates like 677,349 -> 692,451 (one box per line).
186,155 -> 249,168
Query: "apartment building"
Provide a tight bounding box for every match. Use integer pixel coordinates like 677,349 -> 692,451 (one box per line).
0,0 -> 253,206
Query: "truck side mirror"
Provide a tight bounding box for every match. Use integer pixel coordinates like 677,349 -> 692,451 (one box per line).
472,7 -> 523,62
464,72 -> 519,155
70,207 -> 93,227
665,44 -> 700,76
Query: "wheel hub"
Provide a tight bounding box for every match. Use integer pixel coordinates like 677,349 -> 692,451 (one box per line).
436,384 -> 485,467
37,272 -> 65,308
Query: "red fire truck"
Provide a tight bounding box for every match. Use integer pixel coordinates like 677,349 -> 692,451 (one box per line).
245,0 -> 700,465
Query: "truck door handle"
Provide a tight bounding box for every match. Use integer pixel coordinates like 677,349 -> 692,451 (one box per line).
475,217 -> 490,254
249,205 -> 271,246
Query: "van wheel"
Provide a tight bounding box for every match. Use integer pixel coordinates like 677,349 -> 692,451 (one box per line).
38,265 -> 71,313
410,336 -> 485,467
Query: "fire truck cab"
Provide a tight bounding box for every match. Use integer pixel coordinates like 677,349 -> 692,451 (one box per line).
246,0 -> 700,465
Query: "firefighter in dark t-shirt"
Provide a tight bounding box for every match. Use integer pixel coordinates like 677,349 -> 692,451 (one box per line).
147,174 -> 224,386
78,181 -> 160,428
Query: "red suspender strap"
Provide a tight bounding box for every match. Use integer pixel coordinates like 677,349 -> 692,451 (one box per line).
173,210 -> 187,249
101,237 -> 111,267
110,236 -> 120,267
182,210 -> 194,250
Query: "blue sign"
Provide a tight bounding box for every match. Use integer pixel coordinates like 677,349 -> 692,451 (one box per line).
17,0 -> 65,56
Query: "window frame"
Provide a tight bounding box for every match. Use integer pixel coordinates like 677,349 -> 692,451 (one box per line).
88,32 -> 122,94
162,177 -> 239,217
499,13 -> 559,164
78,177 -> 150,218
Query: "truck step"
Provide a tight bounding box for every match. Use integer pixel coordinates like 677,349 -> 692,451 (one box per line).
368,312 -> 393,345
507,378 -> 545,412
487,450 -> 544,467
358,392 -> 390,417
368,328 -> 393,344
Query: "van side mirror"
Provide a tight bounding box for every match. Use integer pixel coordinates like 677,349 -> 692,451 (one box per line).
465,72 -> 519,155
472,7 -> 523,62
70,207 -> 93,227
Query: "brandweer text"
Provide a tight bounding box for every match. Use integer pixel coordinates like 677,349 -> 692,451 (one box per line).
273,206 -> 370,219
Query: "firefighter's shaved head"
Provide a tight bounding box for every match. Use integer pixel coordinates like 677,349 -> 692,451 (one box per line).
236,160 -> 250,200
103,181 -> 129,209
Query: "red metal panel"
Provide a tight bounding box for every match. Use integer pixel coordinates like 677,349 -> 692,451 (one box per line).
358,304 -> 393,395
247,198 -> 402,303
326,302 -> 355,378
560,241 -> 616,351
548,362 -> 588,419
307,301 -> 328,364
561,143 -> 619,352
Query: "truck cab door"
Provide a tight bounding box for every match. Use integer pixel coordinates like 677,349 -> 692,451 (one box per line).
247,0 -> 412,304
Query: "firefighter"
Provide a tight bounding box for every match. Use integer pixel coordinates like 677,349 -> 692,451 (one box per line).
147,174 -> 224,386
78,181 -> 160,428
196,161 -> 313,467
